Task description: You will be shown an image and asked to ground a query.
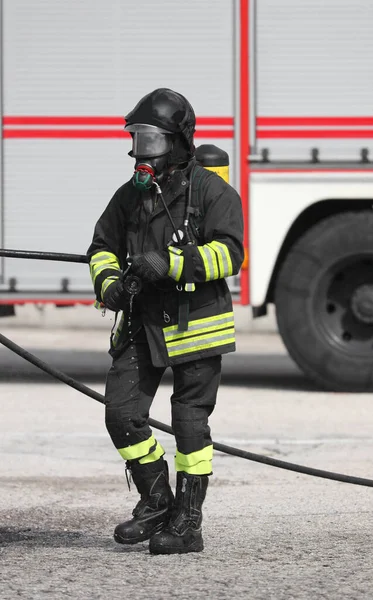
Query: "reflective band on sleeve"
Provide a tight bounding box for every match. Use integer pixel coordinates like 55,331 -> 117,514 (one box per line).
168,246 -> 184,281
90,251 -> 119,264
139,441 -> 165,464
205,245 -> 219,279
209,241 -> 233,277
118,434 -> 157,461
197,246 -> 214,281
166,329 -> 235,357
175,445 -> 213,475
91,262 -> 121,281
101,275 -> 119,299
164,312 -> 234,342
90,251 -> 121,283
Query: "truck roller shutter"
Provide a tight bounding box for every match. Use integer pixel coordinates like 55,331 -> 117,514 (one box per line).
255,0 -> 373,161
2,0 -> 234,294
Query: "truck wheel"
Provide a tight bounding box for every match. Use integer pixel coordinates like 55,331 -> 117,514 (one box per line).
275,211 -> 373,391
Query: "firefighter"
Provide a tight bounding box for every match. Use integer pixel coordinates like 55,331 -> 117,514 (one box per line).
87,88 -> 244,554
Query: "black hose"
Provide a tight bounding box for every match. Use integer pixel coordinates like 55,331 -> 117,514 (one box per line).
0,248 -> 88,263
1,331 -> 373,488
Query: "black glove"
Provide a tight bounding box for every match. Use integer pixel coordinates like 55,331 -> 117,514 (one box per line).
130,251 -> 169,283
102,278 -> 130,312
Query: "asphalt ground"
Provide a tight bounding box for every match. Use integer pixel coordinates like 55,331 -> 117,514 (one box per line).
1,329 -> 373,599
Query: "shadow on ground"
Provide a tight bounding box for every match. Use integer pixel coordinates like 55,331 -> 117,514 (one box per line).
0,526 -> 144,553
0,347 -> 315,391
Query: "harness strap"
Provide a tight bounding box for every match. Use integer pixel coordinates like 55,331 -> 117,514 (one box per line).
177,164 -> 212,331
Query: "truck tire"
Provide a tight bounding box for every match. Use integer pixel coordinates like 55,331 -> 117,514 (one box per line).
274,211 -> 373,392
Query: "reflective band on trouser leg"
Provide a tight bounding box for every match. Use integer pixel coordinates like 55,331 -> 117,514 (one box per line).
168,246 -> 184,282
139,441 -> 165,464
118,434 -> 158,461
175,445 -> 214,475
208,241 -> 233,277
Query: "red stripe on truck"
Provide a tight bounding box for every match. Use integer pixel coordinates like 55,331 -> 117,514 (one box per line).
3,116 -> 234,127
257,116 -> 373,127
3,129 -> 234,139
257,129 -> 373,139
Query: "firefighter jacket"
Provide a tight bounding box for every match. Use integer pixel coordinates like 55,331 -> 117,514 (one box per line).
87,162 -> 244,367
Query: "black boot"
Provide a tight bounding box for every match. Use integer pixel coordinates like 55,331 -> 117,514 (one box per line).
114,457 -> 174,545
149,471 -> 209,554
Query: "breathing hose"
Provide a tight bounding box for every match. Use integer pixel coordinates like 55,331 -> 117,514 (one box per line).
1,248 -> 373,488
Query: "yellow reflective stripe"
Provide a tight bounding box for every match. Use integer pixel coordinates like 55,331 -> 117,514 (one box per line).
197,246 -> 211,281
91,251 -> 119,264
184,283 -> 196,292
165,320 -> 234,342
118,435 -> 157,461
90,251 -> 121,282
175,460 -> 212,475
175,445 -> 213,475
198,244 -> 223,281
164,314 -> 234,342
139,441 -> 165,464
101,275 -> 119,299
167,328 -> 235,357
209,241 -> 233,277
168,247 -> 184,281
169,247 -> 183,255
164,311 -> 234,334
204,244 -> 219,279
91,262 -> 120,281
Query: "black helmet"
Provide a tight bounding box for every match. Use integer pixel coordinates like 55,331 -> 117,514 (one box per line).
125,88 -> 196,163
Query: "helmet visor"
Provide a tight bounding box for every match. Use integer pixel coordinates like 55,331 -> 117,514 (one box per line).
125,123 -> 172,158
132,131 -> 172,158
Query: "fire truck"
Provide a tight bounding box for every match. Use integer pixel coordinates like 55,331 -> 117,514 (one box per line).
1,0 -> 373,391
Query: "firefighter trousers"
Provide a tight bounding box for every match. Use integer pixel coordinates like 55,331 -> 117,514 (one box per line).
105,329 -> 222,475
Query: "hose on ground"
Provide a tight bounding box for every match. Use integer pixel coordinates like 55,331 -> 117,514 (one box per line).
1,331 -> 373,489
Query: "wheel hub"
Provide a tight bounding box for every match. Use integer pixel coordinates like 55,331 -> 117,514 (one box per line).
350,284 -> 373,324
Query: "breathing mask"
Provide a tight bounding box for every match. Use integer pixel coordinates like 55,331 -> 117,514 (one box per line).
125,123 -> 173,191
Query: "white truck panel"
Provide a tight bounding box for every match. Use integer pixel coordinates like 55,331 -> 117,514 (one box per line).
1,0 -> 235,293
3,136 -> 234,291
255,0 -> 373,159
250,172 -> 373,306
3,0 -> 234,115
